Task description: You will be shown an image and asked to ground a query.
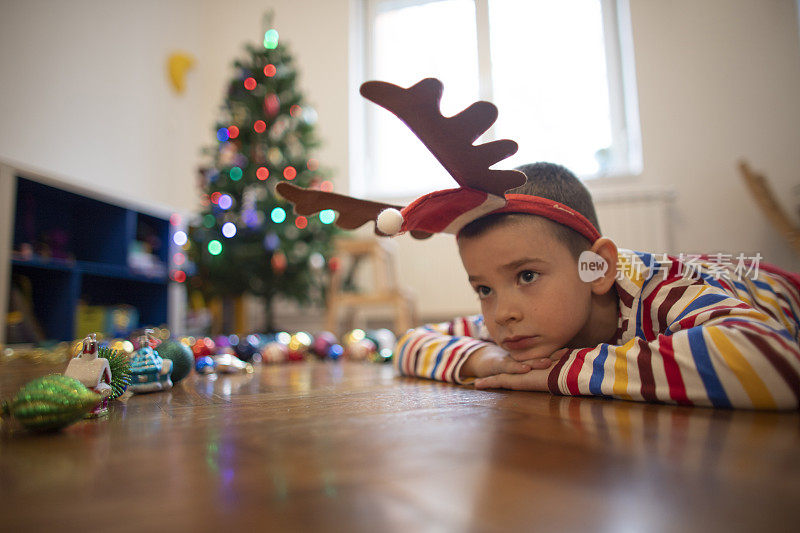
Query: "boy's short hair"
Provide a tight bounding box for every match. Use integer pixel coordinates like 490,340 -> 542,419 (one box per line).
458,162 -> 600,258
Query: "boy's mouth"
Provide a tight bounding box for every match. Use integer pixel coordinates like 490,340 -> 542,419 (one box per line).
502,335 -> 539,351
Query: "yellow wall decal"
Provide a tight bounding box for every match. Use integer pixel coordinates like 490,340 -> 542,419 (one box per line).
167,52 -> 195,94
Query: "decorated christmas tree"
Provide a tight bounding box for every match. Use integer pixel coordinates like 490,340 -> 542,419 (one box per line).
185,21 -> 338,331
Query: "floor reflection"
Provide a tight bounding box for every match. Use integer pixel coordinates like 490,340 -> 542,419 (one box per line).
543,395 -> 800,479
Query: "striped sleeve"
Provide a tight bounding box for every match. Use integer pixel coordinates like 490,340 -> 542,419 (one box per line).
394,316 -> 493,384
548,284 -> 800,410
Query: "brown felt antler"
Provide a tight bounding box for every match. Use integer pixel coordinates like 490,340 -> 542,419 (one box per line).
360,78 -> 526,196
276,182 -> 397,231
276,79 -> 524,240
277,182 -> 434,238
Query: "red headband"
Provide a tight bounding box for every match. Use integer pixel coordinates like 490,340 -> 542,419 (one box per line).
369,188 -> 600,243
490,194 -> 601,243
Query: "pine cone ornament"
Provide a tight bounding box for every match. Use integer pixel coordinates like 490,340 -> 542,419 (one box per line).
98,346 -> 131,400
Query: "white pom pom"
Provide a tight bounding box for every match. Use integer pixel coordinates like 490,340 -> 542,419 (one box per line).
377,208 -> 404,235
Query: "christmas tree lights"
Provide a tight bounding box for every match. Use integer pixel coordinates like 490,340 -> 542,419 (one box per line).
187,21 -> 339,330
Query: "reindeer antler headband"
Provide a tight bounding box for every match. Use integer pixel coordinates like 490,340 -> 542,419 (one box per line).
277,78 -> 601,243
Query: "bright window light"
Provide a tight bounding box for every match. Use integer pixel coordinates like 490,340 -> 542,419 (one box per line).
366,0 -> 480,197
489,0 -> 612,175
360,0 -> 641,198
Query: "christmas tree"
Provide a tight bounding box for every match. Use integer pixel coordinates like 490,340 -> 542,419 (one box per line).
185,22 -> 339,331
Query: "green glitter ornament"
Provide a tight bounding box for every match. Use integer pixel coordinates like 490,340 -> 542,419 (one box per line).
98,346 -> 131,400
158,341 -> 194,383
0,375 -> 100,431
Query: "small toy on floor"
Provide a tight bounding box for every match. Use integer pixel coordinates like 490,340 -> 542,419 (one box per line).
157,340 -> 193,383
63,333 -> 114,417
129,329 -> 173,393
212,353 -> 253,374
98,345 -> 132,400
195,356 -> 215,374
1,375 -> 100,431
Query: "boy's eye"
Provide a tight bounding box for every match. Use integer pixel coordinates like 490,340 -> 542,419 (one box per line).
475,285 -> 492,298
518,270 -> 539,284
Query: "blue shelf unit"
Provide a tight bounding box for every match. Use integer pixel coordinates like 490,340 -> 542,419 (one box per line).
9,176 -> 173,342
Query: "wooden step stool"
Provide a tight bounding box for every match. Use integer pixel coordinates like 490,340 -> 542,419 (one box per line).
325,238 -> 417,337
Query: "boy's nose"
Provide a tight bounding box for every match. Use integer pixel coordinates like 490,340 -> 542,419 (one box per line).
494,296 -> 522,325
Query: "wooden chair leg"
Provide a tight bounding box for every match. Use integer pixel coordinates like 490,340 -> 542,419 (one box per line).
324,305 -> 336,334
739,160 -> 800,256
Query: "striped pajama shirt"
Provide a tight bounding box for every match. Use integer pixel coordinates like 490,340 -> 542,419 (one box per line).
394,250 -> 800,409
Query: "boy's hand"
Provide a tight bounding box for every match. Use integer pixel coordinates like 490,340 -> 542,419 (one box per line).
459,345 -> 554,380
473,348 -> 569,392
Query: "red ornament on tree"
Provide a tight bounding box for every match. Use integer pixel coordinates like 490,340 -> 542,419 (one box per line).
271,251 -> 287,273
264,94 -> 280,117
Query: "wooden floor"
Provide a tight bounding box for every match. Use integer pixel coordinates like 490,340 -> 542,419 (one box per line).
1,359 -> 799,532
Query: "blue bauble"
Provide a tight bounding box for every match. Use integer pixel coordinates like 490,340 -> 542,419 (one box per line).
195,356 -> 215,374
328,343 -> 344,360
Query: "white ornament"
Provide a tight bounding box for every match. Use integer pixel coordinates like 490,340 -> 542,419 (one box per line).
377,208 -> 403,235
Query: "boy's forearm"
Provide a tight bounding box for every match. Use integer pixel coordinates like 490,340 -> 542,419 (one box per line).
394,326 -> 493,384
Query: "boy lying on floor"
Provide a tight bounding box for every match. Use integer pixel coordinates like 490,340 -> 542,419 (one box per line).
394,162 -> 800,409
278,78 -> 800,409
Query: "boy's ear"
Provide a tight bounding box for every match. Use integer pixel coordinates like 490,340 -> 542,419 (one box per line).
589,237 -> 618,294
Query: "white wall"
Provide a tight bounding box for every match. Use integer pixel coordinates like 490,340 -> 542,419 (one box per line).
2,0 -> 799,324
0,0 -> 351,216
0,0 -> 206,214
626,0 -> 800,271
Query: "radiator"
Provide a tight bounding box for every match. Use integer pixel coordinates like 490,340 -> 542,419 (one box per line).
591,189 -> 676,253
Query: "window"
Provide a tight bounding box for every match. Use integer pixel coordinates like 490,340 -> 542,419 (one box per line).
357,0 -> 641,198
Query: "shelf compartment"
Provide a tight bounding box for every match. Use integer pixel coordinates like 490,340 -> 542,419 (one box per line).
14,177 -> 129,267
80,273 -> 168,331
10,263 -> 79,342
4,168 -> 177,344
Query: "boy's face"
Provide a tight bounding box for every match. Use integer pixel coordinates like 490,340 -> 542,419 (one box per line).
458,216 -> 593,361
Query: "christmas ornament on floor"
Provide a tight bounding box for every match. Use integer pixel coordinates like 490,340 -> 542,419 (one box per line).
287,332 -> 312,362
341,329 -> 395,363
261,341 -> 288,364
63,334 -> 114,417
214,335 -> 232,351
98,345 -> 131,400
213,353 -> 254,374
368,328 -> 396,363
309,331 -> 338,359
342,329 -> 377,362
234,335 -> 262,362
157,340 -> 194,383
195,356 -> 216,374
1,375 -> 100,431
129,330 -> 173,393
192,337 -> 215,360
